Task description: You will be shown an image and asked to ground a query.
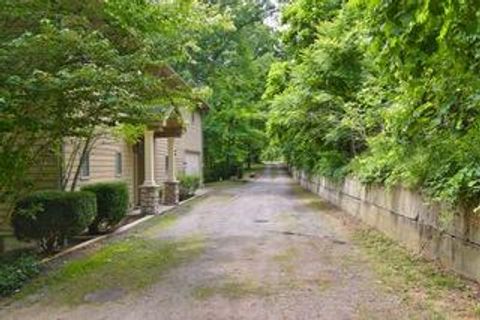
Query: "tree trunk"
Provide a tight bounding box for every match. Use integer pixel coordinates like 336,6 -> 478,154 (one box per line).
70,136 -> 93,192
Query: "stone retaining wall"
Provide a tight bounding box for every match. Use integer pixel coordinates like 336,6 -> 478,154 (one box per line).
292,169 -> 480,282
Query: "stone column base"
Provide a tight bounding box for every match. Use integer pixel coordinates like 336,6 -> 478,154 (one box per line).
163,181 -> 179,205
140,185 -> 160,215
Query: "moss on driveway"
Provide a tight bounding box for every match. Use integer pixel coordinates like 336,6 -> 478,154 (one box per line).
11,213 -> 204,306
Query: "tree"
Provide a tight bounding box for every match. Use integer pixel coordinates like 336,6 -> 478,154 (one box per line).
264,0 -> 480,219
185,0 -> 278,180
265,2 -> 369,179
0,0 -> 227,208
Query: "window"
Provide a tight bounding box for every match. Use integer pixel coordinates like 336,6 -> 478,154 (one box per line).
165,155 -> 169,171
80,152 -> 90,178
191,112 -> 195,124
115,152 -> 123,176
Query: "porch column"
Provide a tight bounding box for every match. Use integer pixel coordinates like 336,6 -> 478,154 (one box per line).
140,130 -> 159,214
163,137 -> 179,205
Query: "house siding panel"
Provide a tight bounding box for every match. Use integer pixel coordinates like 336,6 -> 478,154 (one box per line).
63,136 -> 135,207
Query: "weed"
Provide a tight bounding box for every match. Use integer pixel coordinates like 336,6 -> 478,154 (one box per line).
353,228 -> 477,318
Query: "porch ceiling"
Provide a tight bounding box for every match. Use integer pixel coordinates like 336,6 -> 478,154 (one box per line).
148,109 -> 184,138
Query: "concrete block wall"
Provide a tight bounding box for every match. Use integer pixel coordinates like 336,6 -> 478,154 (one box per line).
292,169 -> 480,282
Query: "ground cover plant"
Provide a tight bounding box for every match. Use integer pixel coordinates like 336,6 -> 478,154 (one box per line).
0,251 -> 40,297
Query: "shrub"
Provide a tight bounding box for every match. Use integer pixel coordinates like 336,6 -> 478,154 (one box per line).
0,251 -> 40,297
82,182 -> 129,234
12,191 -> 97,253
179,175 -> 201,201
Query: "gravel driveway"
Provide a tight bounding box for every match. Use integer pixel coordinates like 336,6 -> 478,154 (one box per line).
2,165 -> 418,319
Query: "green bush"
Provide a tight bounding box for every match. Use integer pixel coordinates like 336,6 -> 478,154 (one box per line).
0,251 -> 40,297
12,191 -> 97,253
179,175 -> 201,201
82,182 -> 129,234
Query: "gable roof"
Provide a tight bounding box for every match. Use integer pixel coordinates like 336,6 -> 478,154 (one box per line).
150,64 -> 210,112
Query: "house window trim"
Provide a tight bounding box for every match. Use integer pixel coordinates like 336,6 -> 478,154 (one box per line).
80,152 -> 91,180
115,151 -> 123,177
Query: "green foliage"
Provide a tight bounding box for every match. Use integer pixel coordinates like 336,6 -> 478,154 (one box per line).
265,0 -> 480,219
15,220 -> 203,306
0,0 -> 229,209
81,182 -> 129,234
281,0 -> 343,54
352,0 -> 480,212
11,191 -> 97,253
266,4 -> 368,178
0,251 -> 40,297
178,175 -> 201,201
185,0 -> 278,181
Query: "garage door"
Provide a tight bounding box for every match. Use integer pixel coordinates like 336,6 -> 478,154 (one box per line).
185,152 -> 201,176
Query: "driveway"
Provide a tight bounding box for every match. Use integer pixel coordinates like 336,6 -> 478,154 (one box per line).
1,165 -> 474,319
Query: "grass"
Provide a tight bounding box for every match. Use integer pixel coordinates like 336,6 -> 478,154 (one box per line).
0,250 -> 40,297
354,228 -> 480,318
15,235 -> 204,305
141,214 -> 178,238
193,278 -> 271,300
7,207 -> 205,306
273,246 -> 298,279
354,229 -> 464,292
272,246 -> 297,264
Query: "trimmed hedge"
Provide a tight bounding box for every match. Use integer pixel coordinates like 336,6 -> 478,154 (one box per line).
0,251 -> 39,297
179,175 -> 201,201
82,182 -> 129,234
12,191 -> 96,253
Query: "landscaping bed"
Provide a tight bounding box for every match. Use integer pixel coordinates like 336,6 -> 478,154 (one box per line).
0,186 -> 208,299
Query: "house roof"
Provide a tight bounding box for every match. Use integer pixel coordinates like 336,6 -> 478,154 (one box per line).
150,64 -> 210,112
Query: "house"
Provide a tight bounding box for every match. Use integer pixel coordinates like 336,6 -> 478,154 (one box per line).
0,67 -> 207,252
65,105 -> 206,212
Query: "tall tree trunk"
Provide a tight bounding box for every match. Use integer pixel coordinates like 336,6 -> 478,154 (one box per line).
70,136 -> 93,192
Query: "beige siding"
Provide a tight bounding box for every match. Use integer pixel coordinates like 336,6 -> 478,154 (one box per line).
177,109 -> 204,179
154,138 -> 168,184
153,109 -> 204,185
1,109 -> 203,232
63,136 -> 135,207
180,110 -> 203,154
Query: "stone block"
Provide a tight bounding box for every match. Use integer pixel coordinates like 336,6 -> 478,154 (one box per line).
164,181 -> 179,205
140,185 -> 160,215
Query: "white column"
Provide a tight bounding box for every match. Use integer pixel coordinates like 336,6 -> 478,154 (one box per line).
167,137 -> 176,182
143,130 -> 157,186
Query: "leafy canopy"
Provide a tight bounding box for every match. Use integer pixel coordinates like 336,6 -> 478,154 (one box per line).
265,0 -> 480,215
0,0 -> 228,202
186,0 -> 278,180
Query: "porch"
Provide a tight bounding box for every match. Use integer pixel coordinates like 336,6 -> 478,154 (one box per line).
133,118 -> 183,215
